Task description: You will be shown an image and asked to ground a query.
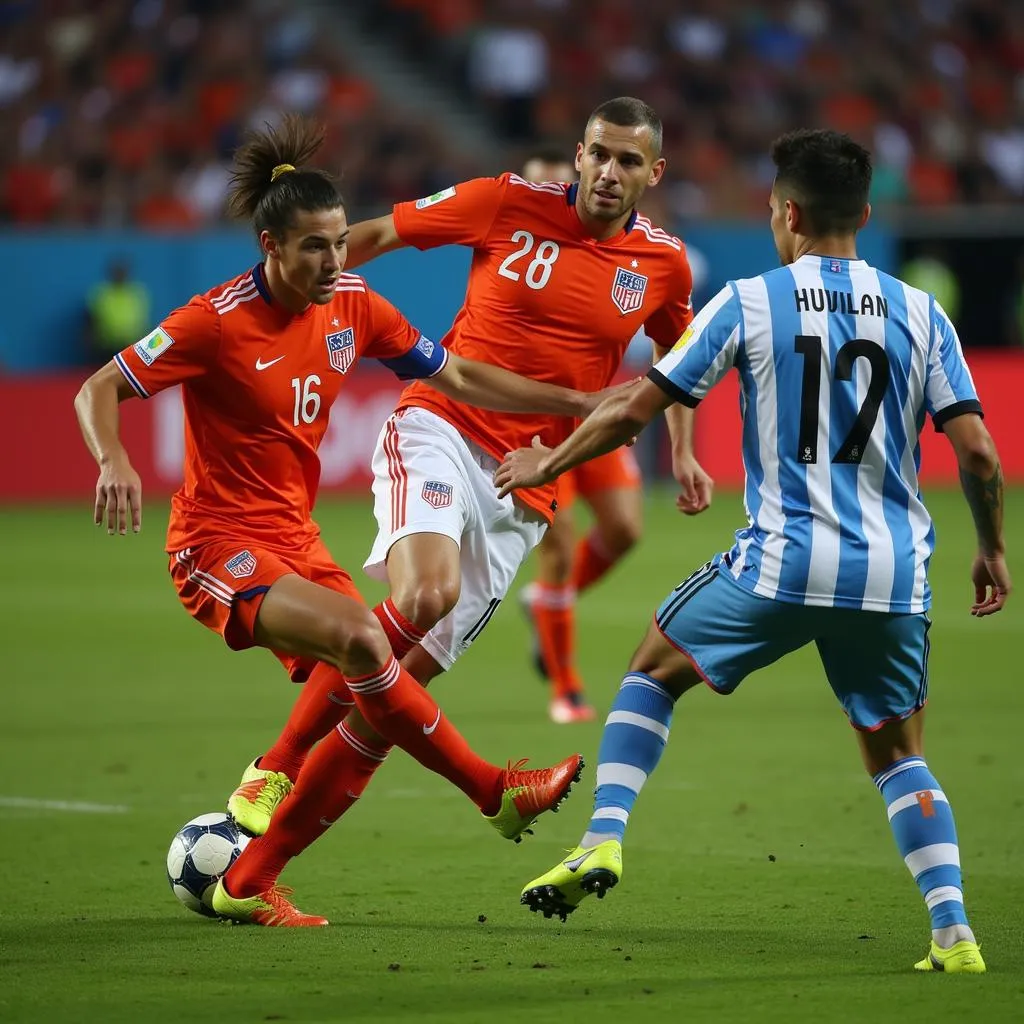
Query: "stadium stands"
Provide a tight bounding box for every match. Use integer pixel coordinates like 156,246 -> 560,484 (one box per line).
2,0 -> 1022,225
358,0 -> 1024,215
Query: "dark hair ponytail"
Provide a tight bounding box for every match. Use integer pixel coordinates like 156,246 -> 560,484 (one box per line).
226,114 -> 343,237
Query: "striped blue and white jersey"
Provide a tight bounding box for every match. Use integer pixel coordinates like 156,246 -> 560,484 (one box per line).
649,254 -> 982,613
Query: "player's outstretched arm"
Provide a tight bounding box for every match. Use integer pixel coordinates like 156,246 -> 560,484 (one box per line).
74,361 -> 144,536
496,379 -> 672,496
944,413 -> 1010,615
344,215 -> 406,270
430,353 -> 601,417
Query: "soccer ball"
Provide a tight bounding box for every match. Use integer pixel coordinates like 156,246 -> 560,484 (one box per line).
166,812 -> 250,917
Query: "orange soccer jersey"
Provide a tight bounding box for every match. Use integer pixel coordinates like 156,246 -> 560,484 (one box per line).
114,264 -> 447,554
556,446 -> 642,511
393,173 -> 693,518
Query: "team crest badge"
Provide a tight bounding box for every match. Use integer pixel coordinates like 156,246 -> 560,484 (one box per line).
611,267 -> 648,314
422,480 -> 454,509
224,550 -> 257,579
830,259 -> 842,273
326,328 -> 356,374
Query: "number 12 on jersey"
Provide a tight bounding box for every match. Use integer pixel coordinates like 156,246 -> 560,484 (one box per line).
794,336 -> 890,465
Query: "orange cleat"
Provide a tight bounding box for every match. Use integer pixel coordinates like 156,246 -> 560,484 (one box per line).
549,694 -> 598,724
211,880 -> 329,926
485,753 -> 585,841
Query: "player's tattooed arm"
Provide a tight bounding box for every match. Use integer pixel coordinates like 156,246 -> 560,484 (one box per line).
944,412 -> 1010,614
945,412 -> 1005,556
959,461 -> 1004,557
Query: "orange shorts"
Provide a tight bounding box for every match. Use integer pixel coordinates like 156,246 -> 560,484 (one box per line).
556,446 -> 641,512
168,537 -> 364,682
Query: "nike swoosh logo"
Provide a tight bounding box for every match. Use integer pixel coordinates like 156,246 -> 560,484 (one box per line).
319,817 -> 337,827
327,690 -> 352,706
255,355 -> 285,370
563,849 -> 597,872
423,709 -> 442,735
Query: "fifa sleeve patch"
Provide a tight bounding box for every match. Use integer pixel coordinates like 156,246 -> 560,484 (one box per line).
415,186 -> 456,210
133,326 -> 175,365
378,334 -> 448,380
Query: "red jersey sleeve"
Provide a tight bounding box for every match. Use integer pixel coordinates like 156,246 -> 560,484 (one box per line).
643,246 -> 695,349
113,298 -> 221,399
392,176 -> 508,250
364,288 -> 449,380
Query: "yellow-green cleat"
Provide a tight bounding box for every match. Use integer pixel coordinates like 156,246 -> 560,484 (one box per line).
520,839 -> 622,921
226,759 -> 292,837
210,878 -> 328,927
485,754 -> 584,842
914,940 -> 986,974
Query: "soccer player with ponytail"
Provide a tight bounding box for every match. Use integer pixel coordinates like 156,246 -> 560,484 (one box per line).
74,116 -> 597,925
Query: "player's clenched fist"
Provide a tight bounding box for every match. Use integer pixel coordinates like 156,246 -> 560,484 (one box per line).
94,454 -> 142,535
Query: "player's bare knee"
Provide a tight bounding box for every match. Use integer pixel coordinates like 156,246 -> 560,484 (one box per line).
391,579 -> 459,630
538,543 -> 573,584
628,629 -> 699,700
600,518 -> 642,558
856,714 -> 924,776
325,609 -> 392,676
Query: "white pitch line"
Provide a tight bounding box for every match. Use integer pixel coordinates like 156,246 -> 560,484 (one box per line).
0,796 -> 130,814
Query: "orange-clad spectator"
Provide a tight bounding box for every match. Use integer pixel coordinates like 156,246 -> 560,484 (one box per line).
134,164 -> 199,230
908,151 -> 959,205
2,160 -> 61,223
105,48 -> 155,96
199,77 -> 248,136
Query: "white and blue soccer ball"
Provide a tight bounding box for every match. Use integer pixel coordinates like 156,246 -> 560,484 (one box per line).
166,812 -> 250,917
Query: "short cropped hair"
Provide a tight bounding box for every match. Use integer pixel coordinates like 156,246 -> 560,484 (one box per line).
586,97 -> 662,157
770,129 -> 872,235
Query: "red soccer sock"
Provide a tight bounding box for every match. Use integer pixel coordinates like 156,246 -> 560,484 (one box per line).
532,583 -> 585,699
346,657 -> 502,813
571,529 -> 619,594
372,597 -> 427,659
260,662 -> 354,782
224,724 -> 390,899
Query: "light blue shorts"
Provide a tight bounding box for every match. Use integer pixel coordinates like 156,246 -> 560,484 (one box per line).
655,559 -> 930,731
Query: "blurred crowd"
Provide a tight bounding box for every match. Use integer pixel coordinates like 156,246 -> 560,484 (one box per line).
370,0 -> 1024,218
2,0 -> 1023,228
0,0 -> 469,227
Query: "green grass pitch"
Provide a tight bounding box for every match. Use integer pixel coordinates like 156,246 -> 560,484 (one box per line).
1,488 -> 1022,1023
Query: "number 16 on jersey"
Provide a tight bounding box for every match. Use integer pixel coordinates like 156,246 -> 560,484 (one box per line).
291,375 -> 321,426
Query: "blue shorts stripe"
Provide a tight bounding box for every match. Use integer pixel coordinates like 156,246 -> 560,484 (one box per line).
656,562 -> 718,630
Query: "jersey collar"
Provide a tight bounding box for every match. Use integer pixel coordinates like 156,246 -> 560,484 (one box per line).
566,182 -> 638,240
252,263 -> 274,305
251,261 -> 317,320
796,254 -> 868,272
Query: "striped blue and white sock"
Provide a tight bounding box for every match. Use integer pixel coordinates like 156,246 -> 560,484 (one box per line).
874,756 -> 974,944
580,672 -> 675,849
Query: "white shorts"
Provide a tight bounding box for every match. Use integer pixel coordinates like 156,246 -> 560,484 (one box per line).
364,407 -> 547,669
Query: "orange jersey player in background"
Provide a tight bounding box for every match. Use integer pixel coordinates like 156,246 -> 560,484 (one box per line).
74,116 -> 603,927
222,99 -> 715,915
